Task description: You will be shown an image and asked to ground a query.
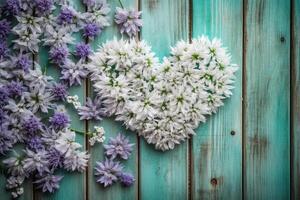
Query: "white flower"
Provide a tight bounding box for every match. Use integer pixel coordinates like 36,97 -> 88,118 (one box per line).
89,126 -> 105,146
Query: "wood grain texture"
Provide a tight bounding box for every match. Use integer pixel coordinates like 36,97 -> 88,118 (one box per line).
139,1 -> 189,200
292,0 -> 300,199
244,0 -> 290,199
191,0 -> 243,199
87,1 -> 138,200
34,1 -> 86,199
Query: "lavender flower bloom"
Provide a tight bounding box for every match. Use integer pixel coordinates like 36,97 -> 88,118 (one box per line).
6,81 -> 25,97
57,6 -> 75,25
49,111 -> 70,130
0,126 -> 14,155
104,133 -> 134,160
22,115 -> 42,135
34,0 -> 54,16
49,45 -> 69,65
22,149 -> 50,175
16,54 -> 32,73
46,148 -> 64,170
78,97 -> 106,120
63,150 -> 89,172
34,174 -> 63,193
119,172 -> 135,187
5,0 -> 21,15
0,86 -> 9,107
94,158 -> 123,187
50,83 -> 68,101
0,41 -> 9,60
27,136 -> 45,151
114,7 -> 142,37
75,43 -> 91,59
60,60 -> 88,86
83,23 -> 101,39
0,19 -> 11,40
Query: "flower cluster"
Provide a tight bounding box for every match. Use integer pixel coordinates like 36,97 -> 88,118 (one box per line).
87,37 -> 238,151
94,133 -> 135,187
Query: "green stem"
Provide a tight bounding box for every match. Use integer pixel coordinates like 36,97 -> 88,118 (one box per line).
70,128 -> 93,136
118,0 -> 124,8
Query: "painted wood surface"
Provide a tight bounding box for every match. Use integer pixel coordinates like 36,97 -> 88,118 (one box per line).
191,0 -> 243,199
0,0 -> 298,199
139,0 -> 189,200
292,0 -> 300,199
244,0 -> 291,199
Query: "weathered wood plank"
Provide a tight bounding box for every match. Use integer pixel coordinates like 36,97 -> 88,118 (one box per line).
34,0 -> 86,199
191,0 -> 243,199
139,1 -> 189,199
292,0 -> 300,199
87,1 -> 138,200
244,0 -> 290,199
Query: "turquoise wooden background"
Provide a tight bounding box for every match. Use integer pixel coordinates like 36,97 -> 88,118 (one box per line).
1,0 -> 299,199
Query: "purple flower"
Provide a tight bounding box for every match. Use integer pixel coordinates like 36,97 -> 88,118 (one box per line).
35,0 -> 54,16
94,158 -> 123,187
0,19 -> 11,40
78,97 -> 106,121
57,7 -> 75,25
22,115 -> 42,135
22,149 -> 50,175
0,86 -> 9,107
103,133 -> 134,160
0,125 -> 14,155
49,111 -> 70,130
83,23 -> 101,39
49,45 -> 69,65
16,54 -> 32,73
34,174 -> 63,193
75,43 -> 91,59
6,81 -> 25,97
60,60 -> 88,86
50,83 -> 68,101
0,41 -> 9,60
114,7 -> 142,37
46,148 -> 64,170
119,172 -> 135,187
27,136 -> 45,151
5,0 -> 21,15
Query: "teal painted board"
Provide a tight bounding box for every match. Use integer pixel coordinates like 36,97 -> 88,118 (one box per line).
34,1 -> 87,199
244,0 -> 290,199
87,1 -> 138,200
139,1 -> 189,200
292,0 -> 300,199
191,0 -> 243,199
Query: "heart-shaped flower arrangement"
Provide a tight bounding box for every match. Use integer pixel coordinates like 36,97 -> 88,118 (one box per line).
87,36 -> 238,151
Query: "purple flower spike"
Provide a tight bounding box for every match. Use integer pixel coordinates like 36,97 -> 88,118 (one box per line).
16,54 -> 32,73
119,172 -> 135,187
49,111 -> 70,130
35,0 -> 54,16
0,19 -> 11,40
22,115 -> 42,135
50,83 -> 68,101
57,6 -> 75,25
49,45 -> 69,65
78,96 -> 106,121
114,7 -> 142,37
94,158 -> 123,187
75,43 -> 91,59
0,41 -> 9,60
83,23 -> 101,39
34,174 -> 63,193
6,81 -> 25,97
5,0 -> 21,15
104,133 -> 134,160
27,136 -> 45,151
